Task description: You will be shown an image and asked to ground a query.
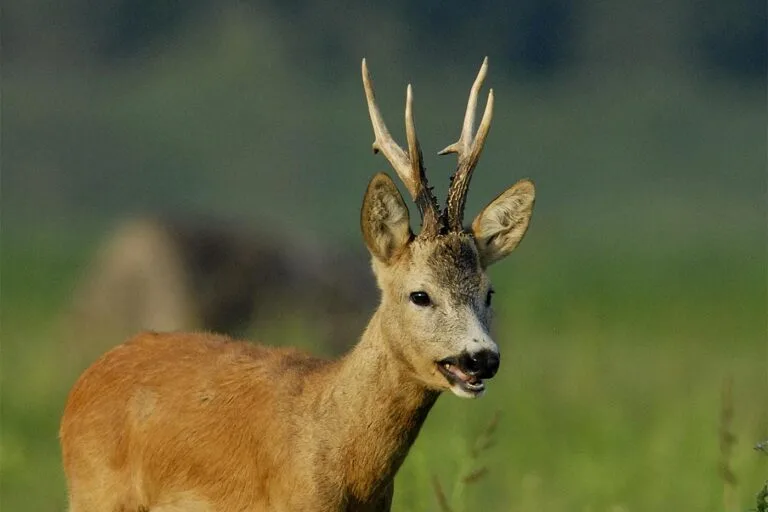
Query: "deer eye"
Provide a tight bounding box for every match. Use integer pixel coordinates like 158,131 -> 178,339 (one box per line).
409,291 -> 432,307
485,289 -> 495,307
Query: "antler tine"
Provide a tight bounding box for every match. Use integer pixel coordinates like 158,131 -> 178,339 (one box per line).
362,59 -> 415,196
362,59 -> 441,234
404,84 -> 422,182
442,57 -> 495,231
438,56 -> 489,157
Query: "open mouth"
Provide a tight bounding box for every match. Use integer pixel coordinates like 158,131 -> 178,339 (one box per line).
437,358 -> 485,396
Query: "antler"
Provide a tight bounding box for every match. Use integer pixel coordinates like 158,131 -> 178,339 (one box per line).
439,57 -> 495,232
362,59 -> 441,237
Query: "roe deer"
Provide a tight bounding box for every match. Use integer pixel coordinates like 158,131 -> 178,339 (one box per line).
59,58 -> 535,512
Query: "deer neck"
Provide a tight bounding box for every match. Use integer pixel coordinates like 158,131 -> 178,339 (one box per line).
319,309 -> 439,501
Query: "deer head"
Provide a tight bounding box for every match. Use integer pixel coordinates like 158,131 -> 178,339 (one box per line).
360,58 -> 536,398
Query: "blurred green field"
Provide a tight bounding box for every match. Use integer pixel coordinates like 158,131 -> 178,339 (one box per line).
1,230 -> 765,511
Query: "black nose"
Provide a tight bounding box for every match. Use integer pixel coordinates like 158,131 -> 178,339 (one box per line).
459,350 -> 500,379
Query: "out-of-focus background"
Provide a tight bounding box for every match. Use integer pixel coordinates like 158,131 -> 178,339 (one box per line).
2,0 -> 766,510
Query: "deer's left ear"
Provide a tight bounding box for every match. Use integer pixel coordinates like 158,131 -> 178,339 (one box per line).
472,179 -> 535,267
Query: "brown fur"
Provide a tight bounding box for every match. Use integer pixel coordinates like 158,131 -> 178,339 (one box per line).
61,320 -> 437,510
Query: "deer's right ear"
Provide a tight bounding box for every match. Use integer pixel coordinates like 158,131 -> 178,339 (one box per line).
361,173 -> 413,264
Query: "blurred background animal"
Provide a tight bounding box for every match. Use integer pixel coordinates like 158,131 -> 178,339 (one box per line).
66,216 -> 376,354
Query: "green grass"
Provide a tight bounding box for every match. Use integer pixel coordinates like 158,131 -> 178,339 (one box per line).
1,231 -> 765,511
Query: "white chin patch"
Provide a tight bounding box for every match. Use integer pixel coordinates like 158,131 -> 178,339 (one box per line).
449,382 -> 486,399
